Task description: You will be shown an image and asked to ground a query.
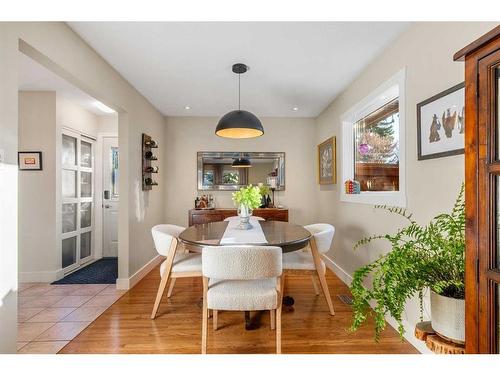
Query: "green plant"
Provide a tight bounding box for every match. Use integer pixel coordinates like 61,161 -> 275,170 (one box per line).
350,183 -> 465,341
258,184 -> 270,196
232,185 -> 262,209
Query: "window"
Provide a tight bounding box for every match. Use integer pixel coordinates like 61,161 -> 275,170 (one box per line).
341,69 -> 406,207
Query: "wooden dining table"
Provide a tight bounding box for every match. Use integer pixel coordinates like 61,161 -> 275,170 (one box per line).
178,220 -> 313,329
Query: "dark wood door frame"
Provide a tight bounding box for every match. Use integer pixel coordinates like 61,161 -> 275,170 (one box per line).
455,25 -> 500,354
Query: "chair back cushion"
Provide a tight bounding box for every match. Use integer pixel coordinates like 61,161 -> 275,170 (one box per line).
304,223 -> 335,254
151,224 -> 185,256
202,246 -> 282,280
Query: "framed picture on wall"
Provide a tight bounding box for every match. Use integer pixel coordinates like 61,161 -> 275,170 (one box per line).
317,136 -> 336,184
417,82 -> 465,160
18,151 -> 43,170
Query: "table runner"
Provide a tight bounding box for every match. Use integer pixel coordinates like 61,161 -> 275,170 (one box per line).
219,218 -> 267,244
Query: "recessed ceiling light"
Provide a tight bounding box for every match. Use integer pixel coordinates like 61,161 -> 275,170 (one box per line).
184,105 -> 191,110
94,101 -> 115,114
293,107 -> 299,111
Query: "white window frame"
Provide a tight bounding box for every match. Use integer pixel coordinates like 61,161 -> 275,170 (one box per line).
340,68 -> 406,207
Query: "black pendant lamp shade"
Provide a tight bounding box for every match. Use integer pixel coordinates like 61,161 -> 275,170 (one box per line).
215,63 -> 264,139
216,110 -> 264,139
232,157 -> 252,168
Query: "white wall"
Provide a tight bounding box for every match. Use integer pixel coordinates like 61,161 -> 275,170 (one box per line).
164,116 -> 316,226
315,22 -> 498,352
18,91 -> 58,282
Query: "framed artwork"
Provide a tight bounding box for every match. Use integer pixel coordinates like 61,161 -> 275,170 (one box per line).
18,151 -> 43,170
417,82 -> 465,160
317,136 -> 336,184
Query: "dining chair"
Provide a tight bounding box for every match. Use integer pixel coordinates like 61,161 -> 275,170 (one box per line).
201,245 -> 283,354
282,223 -> 335,315
223,216 -> 265,221
150,224 -> 202,319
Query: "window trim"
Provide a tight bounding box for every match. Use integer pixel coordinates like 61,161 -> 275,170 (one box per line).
340,68 -> 406,207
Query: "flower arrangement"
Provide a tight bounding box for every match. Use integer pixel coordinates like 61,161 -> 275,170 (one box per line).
232,185 -> 262,210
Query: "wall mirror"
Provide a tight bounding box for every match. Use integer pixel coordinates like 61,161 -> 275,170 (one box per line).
197,151 -> 285,191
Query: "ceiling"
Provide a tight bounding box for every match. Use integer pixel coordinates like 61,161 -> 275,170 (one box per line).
68,22 -> 409,118
18,53 -> 116,117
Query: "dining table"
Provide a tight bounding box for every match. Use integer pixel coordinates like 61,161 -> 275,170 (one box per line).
178,220 -> 313,329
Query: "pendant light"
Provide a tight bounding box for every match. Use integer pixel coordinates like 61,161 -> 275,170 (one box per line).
215,63 -> 264,139
232,157 -> 252,168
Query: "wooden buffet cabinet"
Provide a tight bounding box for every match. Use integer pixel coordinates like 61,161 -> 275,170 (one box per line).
188,208 -> 288,226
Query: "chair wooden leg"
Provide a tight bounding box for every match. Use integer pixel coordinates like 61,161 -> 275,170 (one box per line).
270,309 -> 276,330
310,237 -> 335,316
166,277 -> 176,298
213,310 -> 218,331
202,277 -> 208,354
151,274 -> 169,319
276,276 -> 283,354
311,275 -> 320,296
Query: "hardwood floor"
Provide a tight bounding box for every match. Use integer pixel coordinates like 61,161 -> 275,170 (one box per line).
59,266 -> 419,354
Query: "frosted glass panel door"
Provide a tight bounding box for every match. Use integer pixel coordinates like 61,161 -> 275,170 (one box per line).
61,129 -> 94,273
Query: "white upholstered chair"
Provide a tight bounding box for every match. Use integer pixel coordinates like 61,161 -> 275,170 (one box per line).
282,223 -> 335,315
150,224 -> 202,319
201,245 -> 283,354
223,216 -> 265,221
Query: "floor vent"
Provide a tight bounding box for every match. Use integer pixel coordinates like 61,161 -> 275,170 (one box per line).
337,295 -> 353,305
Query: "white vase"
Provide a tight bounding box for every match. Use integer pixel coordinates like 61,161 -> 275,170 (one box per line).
430,290 -> 465,344
236,204 -> 253,230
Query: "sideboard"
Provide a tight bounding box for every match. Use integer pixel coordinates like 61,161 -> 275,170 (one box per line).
188,208 -> 289,226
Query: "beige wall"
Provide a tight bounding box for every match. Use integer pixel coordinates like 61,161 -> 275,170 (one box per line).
97,115 -> 118,134
164,116 -> 316,226
18,91 -> 58,281
315,22 -> 498,352
57,96 -> 99,136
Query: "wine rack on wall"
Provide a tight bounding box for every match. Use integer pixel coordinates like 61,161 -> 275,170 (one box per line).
142,133 -> 159,191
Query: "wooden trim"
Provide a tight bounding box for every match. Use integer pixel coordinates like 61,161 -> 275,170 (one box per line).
454,25 -> 500,61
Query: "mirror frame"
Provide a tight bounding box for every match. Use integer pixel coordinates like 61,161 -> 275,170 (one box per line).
197,151 -> 285,191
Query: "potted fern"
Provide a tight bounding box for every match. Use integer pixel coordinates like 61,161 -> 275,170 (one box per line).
350,184 -> 465,343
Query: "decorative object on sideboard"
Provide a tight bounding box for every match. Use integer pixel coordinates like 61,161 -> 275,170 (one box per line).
258,183 -> 270,208
417,82 -> 465,160
232,185 -> 262,230
18,151 -> 42,170
215,63 -> 264,139
195,194 -> 215,210
266,174 -> 278,208
142,133 -> 159,191
317,136 -> 336,184
344,179 -> 361,194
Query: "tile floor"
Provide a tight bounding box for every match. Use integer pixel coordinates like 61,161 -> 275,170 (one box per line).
17,283 -> 126,354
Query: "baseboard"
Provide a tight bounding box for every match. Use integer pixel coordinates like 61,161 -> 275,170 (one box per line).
116,255 -> 163,290
322,254 -> 432,354
19,270 -> 61,283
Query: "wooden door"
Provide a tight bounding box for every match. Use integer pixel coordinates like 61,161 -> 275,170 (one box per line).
457,27 -> 500,353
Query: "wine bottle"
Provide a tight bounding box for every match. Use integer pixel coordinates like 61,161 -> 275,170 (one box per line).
144,151 -> 157,160
144,139 -> 158,148
144,166 -> 159,173
144,178 -> 158,186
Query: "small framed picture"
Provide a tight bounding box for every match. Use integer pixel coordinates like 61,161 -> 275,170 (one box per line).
18,151 -> 43,170
317,136 -> 336,184
417,83 -> 465,160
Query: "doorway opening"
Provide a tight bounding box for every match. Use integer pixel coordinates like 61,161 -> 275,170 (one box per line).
18,51 -> 119,284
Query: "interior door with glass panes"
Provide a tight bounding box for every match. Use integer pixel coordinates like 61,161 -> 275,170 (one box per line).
61,129 -> 94,273
102,136 -> 118,257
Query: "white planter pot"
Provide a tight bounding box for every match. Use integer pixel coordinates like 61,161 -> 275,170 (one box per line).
430,290 -> 465,344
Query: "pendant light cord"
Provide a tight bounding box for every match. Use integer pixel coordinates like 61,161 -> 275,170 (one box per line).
238,73 -> 241,110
